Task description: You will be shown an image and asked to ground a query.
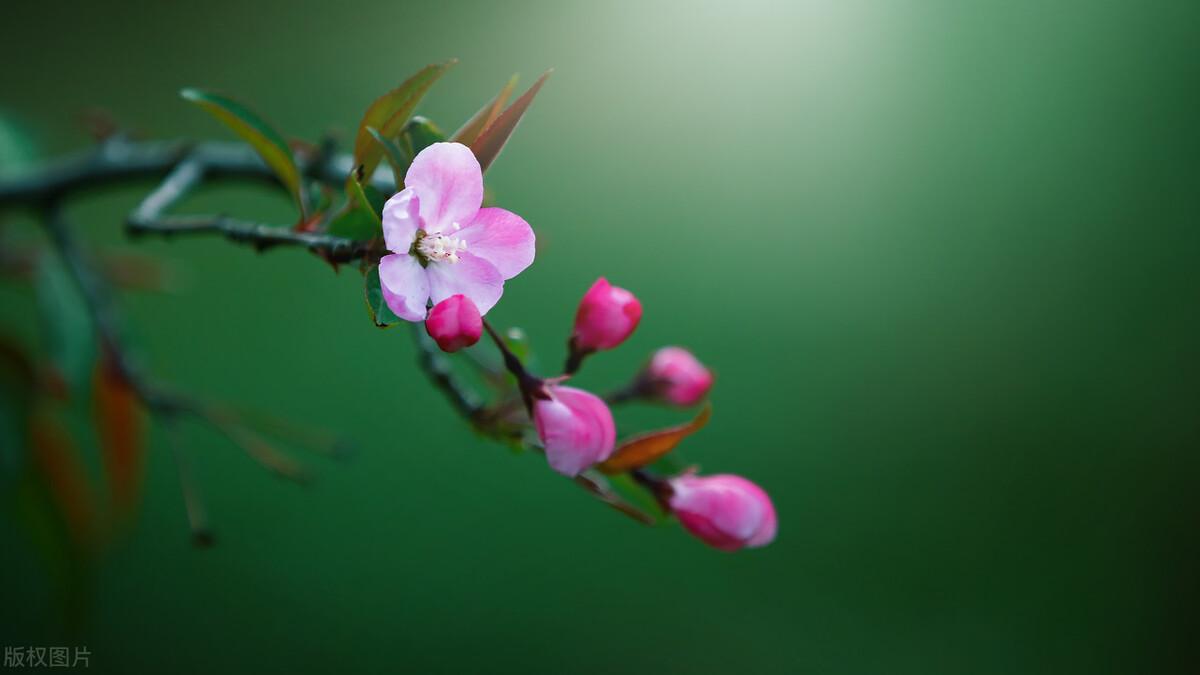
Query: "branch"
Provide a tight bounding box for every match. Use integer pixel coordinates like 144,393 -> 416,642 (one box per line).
44,200 -> 187,414
15,135 -> 678,536
124,154 -> 378,264
43,200 -> 332,542
2,136 -> 394,264
0,135 -> 393,206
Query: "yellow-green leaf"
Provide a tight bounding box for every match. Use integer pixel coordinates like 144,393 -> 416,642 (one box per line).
180,88 -> 307,218
351,60 -> 455,194
598,404 -> 711,474
350,171 -> 383,228
470,70 -> 551,174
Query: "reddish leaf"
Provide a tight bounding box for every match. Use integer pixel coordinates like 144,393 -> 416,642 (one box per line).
92,354 -> 145,524
451,75 -> 518,146
598,404 -> 712,475
30,410 -> 97,550
469,70 -> 551,174
201,405 -> 309,484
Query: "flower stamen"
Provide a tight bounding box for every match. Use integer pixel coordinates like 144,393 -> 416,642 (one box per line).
412,229 -> 468,265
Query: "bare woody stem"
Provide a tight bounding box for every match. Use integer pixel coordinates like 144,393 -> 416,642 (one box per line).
1,135 -> 393,263
0,136 -> 392,206
125,154 -> 377,264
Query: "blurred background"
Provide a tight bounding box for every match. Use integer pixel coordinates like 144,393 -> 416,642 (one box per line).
1,1 -> 1197,673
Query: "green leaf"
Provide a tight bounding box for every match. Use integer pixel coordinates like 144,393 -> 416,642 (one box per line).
366,126 -> 411,191
574,473 -> 655,525
306,181 -> 333,217
451,75 -> 518,146
648,453 -> 688,477
598,404 -> 712,475
503,327 -> 532,365
470,70 -> 551,174
180,88 -> 307,218
35,253 -> 95,397
607,472 -> 667,523
0,112 -> 38,179
327,208 -> 378,242
400,116 -> 445,158
350,175 -> 385,225
0,335 -> 36,474
364,266 -> 402,328
329,177 -> 385,241
351,61 -> 455,194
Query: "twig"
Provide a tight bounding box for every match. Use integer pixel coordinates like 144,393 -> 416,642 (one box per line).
128,213 -> 374,262
125,154 -> 378,264
14,136 -> 677,534
164,417 -> 214,547
200,407 -> 310,485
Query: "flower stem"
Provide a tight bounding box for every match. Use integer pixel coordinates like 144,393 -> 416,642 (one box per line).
482,319 -> 544,410
563,337 -> 591,376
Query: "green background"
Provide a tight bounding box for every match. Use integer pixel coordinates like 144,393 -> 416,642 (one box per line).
2,1 -> 1196,673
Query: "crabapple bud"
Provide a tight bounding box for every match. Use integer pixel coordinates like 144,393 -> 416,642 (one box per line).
571,277 -> 642,353
532,385 -> 616,476
646,347 -> 713,406
668,473 -> 777,551
425,294 -> 482,353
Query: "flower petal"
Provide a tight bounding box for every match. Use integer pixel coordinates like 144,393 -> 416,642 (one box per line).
404,142 -> 483,234
457,207 -> 536,279
425,252 -> 504,316
378,253 -> 430,322
381,188 -> 421,253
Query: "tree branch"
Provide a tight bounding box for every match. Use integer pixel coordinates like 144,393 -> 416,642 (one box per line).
43,200 -> 187,414
9,135 -> 676,536
123,152 -> 378,264
0,136 -> 393,206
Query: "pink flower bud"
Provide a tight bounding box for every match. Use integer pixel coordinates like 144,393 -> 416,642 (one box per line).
532,385 -> 616,477
647,347 -> 713,406
668,474 -> 777,551
571,277 -> 642,352
425,294 -> 482,353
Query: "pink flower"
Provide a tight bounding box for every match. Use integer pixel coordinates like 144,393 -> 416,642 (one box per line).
532,385 -> 616,476
425,294 -> 482,352
668,474 -> 777,551
571,277 -> 642,352
647,347 -> 713,406
378,142 -> 535,321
